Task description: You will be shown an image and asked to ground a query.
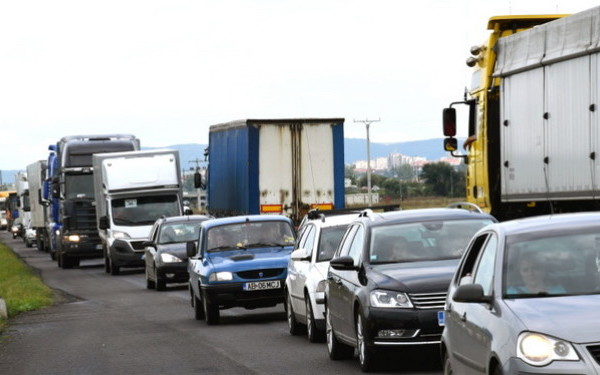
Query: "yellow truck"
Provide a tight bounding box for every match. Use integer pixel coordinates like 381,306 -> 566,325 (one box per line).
443,8 -> 600,221
0,190 -> 16,229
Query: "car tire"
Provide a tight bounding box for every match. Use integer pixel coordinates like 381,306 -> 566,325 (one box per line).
155,268 -> 166,291
104,248 -> 110,274
146,267 -> 155,289
326,306 -> 354,360
50,251 -> 56,261
443,352 -> 453,375
203,290 -> 219,325
306,295 -> 324,343
25,238 -> 32,248
286,290 -> 304,335
193,294 -> 205,320
357,313 -> 377,372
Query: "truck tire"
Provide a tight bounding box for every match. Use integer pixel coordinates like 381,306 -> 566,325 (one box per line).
203,290 -> 220,325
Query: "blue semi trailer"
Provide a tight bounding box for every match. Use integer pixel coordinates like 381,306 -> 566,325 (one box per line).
206,118 -> 345,224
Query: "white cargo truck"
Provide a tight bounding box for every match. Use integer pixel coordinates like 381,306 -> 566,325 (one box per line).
26,160 -> 48,250
93,149 -> 185,275
14,171 -> 33,245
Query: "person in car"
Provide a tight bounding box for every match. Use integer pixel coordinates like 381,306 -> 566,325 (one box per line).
507,251 -> 566,295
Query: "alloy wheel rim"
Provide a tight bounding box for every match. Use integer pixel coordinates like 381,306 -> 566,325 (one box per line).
306,299 -> 312,337
287,295 -> 293,328
357,315 -> 365,364
326,309 -> 333,353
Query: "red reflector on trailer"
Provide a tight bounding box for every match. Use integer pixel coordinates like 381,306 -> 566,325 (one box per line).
310,203 -> 334,210
261,204 -> 283,213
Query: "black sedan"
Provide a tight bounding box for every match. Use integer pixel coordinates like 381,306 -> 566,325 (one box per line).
325,208 -> 495,372
144,215 -> 210,291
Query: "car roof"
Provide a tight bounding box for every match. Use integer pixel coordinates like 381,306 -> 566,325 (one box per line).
201,214 -> 294,229
160,215 -> 211,224
354,208 -> 496,228
486,212 -> 600,237
302,212 -> 361,228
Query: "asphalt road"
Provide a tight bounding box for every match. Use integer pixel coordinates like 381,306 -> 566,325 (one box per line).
0,231 -> 443,375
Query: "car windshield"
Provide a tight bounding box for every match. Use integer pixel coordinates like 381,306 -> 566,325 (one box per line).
504,229 -> 600,298
159,222 -> 203,244
316,225 -> 348,262
111,195 -> 180,226
369,218 -> 493,264
206,221 -> 295,252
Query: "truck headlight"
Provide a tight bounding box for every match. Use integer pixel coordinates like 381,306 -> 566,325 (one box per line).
517,332 -> 579,366
112,231 -> 131,240
370,290 -> 413,308
66,235 -> 80,242
209,271 -> 233,281
160,253 -> 182,263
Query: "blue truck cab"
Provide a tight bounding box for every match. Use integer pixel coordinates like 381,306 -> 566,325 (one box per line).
187,215 -> 296,324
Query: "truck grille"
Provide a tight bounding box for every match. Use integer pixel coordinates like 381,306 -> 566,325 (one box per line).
409,292 -> 447,310
587,344 -> 600,364
236,268 -> 284,280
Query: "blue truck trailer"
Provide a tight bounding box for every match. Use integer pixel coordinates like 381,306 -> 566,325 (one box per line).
207,118 -> 345,224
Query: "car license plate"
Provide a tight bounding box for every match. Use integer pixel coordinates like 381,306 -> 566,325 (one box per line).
96,244 -> 103,250
437,311 -> 445,326
243,280 -> 281,291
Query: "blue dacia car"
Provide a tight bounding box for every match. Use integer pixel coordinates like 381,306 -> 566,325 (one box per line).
187,215 -> 296,324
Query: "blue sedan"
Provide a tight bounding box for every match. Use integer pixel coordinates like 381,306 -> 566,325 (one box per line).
442,212 -> 600,374
187,215 -> 296,324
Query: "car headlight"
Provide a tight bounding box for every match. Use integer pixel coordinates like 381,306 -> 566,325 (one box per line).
112,231 -> 131,240
370,290 -> 413,308
316,280 -> 328,293
11,226 -> 19,233
209,271 -> 233,282
517,332 -> 579,366
160,253 -> 182,263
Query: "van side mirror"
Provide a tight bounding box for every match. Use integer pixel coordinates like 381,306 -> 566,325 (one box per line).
443,107 -> 457,136
99,216 -> 110,230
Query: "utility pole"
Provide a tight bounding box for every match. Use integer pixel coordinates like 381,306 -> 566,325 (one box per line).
189,158 -> 204,211
354,118 -> 380,206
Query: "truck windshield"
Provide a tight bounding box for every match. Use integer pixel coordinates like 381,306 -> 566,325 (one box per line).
64,174 -> 95,199
111,195 -> 180,226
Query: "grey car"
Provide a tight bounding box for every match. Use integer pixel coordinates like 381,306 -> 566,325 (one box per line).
442,212 -> 600,374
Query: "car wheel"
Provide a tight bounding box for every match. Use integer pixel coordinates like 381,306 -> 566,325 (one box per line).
492,364 -> 503,375
443,351 -> 453,375
146,267 -> 155,289
50,250 -> 56,261
286,291 -> 304,335
25,238 -> 32,248
306,295 -> 324,342
357,313 -> 376,372
193,294 -> 205,320
326,305 -> 354,360
203,290 -> 219,325
155,268 -> 166,291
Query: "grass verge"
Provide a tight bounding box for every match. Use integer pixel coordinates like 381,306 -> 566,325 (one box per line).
0,242 -> 53,331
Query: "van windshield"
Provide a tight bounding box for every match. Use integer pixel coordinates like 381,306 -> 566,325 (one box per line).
111,195 -> 180,226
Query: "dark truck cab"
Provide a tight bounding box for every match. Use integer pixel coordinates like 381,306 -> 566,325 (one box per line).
54,135 -> 140,268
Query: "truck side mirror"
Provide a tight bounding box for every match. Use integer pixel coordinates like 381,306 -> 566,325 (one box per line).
444,138 -> 458,152
443,107 -> 457,136
52,177 -> 61,197
99,216 -> 110,229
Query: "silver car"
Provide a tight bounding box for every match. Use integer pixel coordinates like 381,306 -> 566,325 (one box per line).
442,212 -> 600,374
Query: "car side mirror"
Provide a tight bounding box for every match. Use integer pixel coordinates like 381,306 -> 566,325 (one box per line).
452,283 -> 492,304
186,241 -> 198,258
329,255 -> 358,271
290,248 -> 311,261
99,216 -> 110,230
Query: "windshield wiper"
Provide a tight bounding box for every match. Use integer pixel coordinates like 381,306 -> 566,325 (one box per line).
208,246 -> 235,252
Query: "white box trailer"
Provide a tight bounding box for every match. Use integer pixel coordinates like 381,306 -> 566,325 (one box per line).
26,160 -> 47,250
495,6 -> 600,202
92,149 -> 184,275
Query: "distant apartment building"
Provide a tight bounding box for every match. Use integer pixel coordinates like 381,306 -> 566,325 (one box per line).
353,153 -> 461,174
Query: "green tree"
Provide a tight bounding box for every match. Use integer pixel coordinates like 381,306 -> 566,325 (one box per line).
344,165 -> 356,185
392,164 -> 416,181
420,162 -> 465,197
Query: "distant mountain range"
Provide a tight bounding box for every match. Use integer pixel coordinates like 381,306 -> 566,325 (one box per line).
0,138 -> 461,186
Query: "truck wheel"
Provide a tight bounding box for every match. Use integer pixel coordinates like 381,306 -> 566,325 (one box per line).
109,256 -> 120,275
61,254 -> 74,269
203,291 -> 220,325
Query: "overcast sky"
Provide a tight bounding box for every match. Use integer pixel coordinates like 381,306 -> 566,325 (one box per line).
1,0 -> 598,169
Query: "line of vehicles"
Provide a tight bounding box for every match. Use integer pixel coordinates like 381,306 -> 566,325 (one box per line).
4,6 -> 600,374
